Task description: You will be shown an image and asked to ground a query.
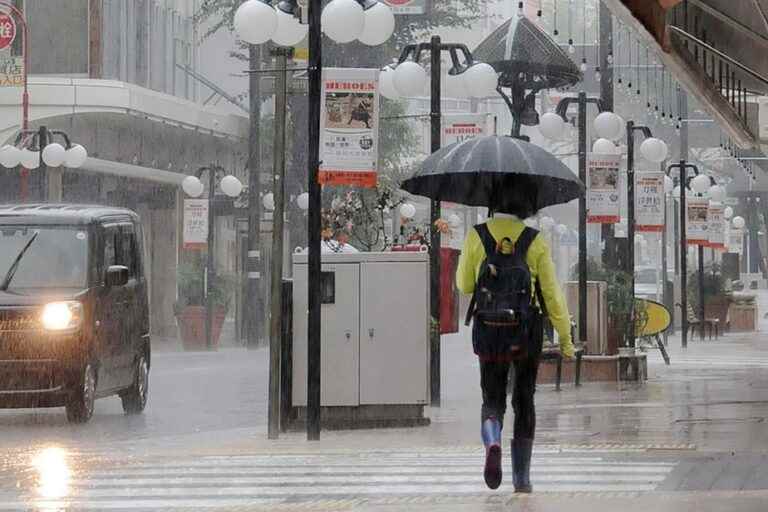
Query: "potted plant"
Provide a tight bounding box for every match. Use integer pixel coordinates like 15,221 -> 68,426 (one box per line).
175,262 -> 235,351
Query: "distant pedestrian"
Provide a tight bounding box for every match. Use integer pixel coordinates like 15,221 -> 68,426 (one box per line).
457,212 -> 574,492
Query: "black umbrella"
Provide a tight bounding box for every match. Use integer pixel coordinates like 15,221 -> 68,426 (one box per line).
401,136 -> 584,217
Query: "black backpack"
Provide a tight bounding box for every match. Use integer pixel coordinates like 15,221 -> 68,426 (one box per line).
465,224 -> 545,358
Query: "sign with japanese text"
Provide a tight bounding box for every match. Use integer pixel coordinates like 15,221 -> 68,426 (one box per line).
441,113 -> 493,147
319,68 -> 379,188
728,228 -> 743,254
0,14 -> 16,51
383,0 -> 427,14
0,56 -> 22,87
587,153 -> 621,224
635,171 -> 665,232
707,203 -> 726,250
183,199 -> 208,250
686,198 -> 709,246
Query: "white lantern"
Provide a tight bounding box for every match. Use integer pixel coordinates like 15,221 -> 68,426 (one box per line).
691,174 -> 711,195
708,184 -> 726,202
639,137 -> 668,163
41,143 -> 67,167
538,112 -> 566,140
593,111 -> 624,141
448,213 -> 462,229
732,216 -> 745,229
322,0 -> 365,43
262,192 -> 275,211
64,144 -> 88,168
664,175 -> 674,194
19,148 -> 39,170
0,145 -> 21,168
379,66 -> 399,100
358,1 -> 395,46
220,175 -> 243,198
297,192 -> 309,211
724,206 -> 734,219
392,61 -> 427,97
234,0 -> 277,45
182,176 -> 204,198
271,8 -> 307,47
400,202 -> 416,220
556,223 -> 568,236
592,138 -> 617,154
463,62 -> 498,98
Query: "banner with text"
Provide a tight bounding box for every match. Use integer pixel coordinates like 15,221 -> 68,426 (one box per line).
440,113 -> 493,148
707,203 -> 726,250
686,198 -> 709,246
319,67 -> 379,188
183,199 -> 208,250
383,0 -> 427,14
587,154 -> 621,224
635,171 -> 665,232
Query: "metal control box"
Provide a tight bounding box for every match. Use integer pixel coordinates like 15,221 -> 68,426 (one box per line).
291,252 -> 430,425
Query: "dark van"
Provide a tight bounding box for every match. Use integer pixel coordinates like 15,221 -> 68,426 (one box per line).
0,204 -> 150,423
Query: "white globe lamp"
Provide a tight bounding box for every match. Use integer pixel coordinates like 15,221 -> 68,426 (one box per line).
19,148 -> 39,170
0,145 -> 21,168
393,61 -> 427,97
220,175 -> 244,198
42,143 -> 67,167
708,184 -> 726,202
322,0 -> 365,43
234,0 -> 277,45
639,137 -> 669,163
664,175 -> 674,194
400,202 -> 416,220
272,8 -> 307,47
593,111 -> 623,141
64,144 -> 88,168
539,112 -> 566,140
262,192 -> 275,211
182,176 -> 204,198
691,174 -> 711,195
732,216 -> 745,229
724,206 -> 734,219
358,2 -> 395,46
592,138 -> 617,154
463,63 -> 498,98
379,66 -> 399,100
297,192 -> 309,211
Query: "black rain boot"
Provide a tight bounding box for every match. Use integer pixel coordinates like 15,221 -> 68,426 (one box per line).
511,438 -> 533,493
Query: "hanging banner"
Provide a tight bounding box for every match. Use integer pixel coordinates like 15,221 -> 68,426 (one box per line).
383,0 -> 427,14
707,203 -> 726,250
183,199 -> 208,250
319,67 -> 379,188
728,228 -> 744,254
586,154 -> 622,224
635,171 -> 665,232
686,198 -> 709,246
441,113 -> 493,147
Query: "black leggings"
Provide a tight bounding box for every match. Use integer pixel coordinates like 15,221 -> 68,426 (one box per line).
480,354 -> 541,440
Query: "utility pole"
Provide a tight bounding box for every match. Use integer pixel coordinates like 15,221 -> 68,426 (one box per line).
599,1 -> 616,269
247,44 -> 266,349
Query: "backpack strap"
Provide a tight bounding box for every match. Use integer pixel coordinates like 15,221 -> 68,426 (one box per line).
474,223 -> 497,259
515,227 -> 549,316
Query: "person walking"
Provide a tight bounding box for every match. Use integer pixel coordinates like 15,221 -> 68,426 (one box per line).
456,212 -> 574,492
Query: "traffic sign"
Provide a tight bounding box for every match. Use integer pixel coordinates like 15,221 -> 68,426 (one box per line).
0,14 -> 17,51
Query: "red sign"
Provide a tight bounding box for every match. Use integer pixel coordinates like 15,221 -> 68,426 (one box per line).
0,14 -> 17,51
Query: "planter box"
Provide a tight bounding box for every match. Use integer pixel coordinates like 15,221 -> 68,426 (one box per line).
705,297 -> 731,326
176,306 -> 227,351
729,303 -> 758,332
537,354 -> 647,384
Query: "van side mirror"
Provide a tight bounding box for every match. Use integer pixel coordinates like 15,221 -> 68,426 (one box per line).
106,265 -> 129,287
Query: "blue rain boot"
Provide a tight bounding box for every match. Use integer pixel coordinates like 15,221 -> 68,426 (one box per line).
511,438 -> 534,493
481,417 -> 502,489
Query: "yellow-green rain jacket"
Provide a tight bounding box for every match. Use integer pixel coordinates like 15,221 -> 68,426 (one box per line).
456,215 -> 575,358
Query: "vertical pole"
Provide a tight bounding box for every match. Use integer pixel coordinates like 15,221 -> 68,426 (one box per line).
268,47 -> 288,440
38,127 -> 49,202
578,92 -> 587,345
247,44 -> 265,349
429,35 -> 442,407
626,122 -> 636,349
680,162 -> 688,349
306,0 -> 323,441
661,163 -> 670,337
599,2 -> 615,270
698,244 -> 705,339
206,169 -> 216,350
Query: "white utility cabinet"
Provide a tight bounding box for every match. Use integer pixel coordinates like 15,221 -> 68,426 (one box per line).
292,252 -> 430,426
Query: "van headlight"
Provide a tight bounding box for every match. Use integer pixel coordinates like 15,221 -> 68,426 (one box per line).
41,302 -> 83,331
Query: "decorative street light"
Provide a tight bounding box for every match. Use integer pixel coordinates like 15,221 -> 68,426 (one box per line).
182,166 -> 243,352
235,0 -> 395,441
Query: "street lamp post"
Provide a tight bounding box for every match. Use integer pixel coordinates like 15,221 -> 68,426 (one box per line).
182,167 -> 244,351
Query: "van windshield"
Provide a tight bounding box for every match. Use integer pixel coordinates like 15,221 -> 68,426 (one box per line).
0,226 -> 88,289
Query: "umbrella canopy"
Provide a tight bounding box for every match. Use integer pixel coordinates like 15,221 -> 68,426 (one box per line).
401,136 -> 584,217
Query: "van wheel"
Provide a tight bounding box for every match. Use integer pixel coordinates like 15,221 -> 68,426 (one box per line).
121,354 -> 149,415
66,363 -> 96,424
